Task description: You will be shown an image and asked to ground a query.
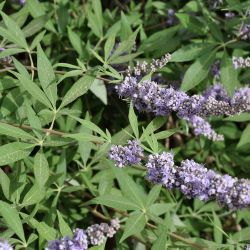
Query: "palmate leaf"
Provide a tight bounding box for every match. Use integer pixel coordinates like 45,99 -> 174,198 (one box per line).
0,142 -> 34,166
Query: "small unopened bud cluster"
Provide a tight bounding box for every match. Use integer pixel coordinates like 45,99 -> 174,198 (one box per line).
46,219 -> 120,250
232,56 -> 250,69
109,141 -> 250,209
126,53 -> 171,76
0,48 -> 12,65
0,240 -> 13,250
109,140 -> 144,167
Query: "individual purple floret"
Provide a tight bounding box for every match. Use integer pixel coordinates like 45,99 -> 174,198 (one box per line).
0,240 -> 13,250
109,140 -> 144,167
187,115 -> 224,141
146,152 -> 176,188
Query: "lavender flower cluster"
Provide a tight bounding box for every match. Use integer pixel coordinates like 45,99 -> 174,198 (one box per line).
46,219 -> 120,250
109,140 -> 250,209
109,140 -> 144,167
232,56 -> 250,69
0,240 -> 13,250
116,54 -> 250,141
147,154 -> 250,209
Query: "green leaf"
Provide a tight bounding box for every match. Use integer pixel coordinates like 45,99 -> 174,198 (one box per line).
154,129 -> 177,140
37,222 -> 56,241
152,225 -> 168,250
113,167 -> 146,209
27,0 -> 56,33
0,48 -> 25,59
87,0 -> 103,38
120,211 -> 146,242
0,168 -> 10,200
37,44 -> 57,108
120,12 -> 132,41
233,227 -> 250,241
224,113 -> 250,122
63,133 -> 105,143
0,11 -> 28,49
0,122 -> 35,140
22,15 -> 48,38
57,210 -> 73,237
220,51 -> 239,96
34,150 -> 50,187
25,102 -> 43,139
104,34 -> 115,61
67,27 -> 83,56
22,183 -> 45,206
69,115 -> 107,139
145,185 -> 162,208
89,244 -> 106,250
237,124 -> 250,149
171,44 -> 213,62
0,201 -> 25,242
213,211 -> 223,244
0,142 -> 34,166
15,72 -> 53,108
90,79 -> 107,105
30,30 -> 46,51
181,49 -> 216,91
60,75 -> 95,108
129,102 -> 139,138
92,194 -> 140,211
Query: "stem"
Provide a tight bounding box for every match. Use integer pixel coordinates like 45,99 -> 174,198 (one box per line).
28,52 -> 35,80
0,120 -> 64,136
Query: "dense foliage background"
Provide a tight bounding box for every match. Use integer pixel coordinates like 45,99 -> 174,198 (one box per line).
0,0 -> 250,249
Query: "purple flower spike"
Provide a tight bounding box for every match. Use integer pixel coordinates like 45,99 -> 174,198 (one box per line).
187,116 -> 224,141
